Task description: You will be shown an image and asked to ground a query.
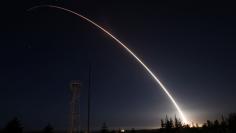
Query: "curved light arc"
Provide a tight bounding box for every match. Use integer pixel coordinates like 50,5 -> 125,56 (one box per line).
28,5 -> 188,124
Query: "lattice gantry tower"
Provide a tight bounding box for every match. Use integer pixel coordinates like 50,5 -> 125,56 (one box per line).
69,80 -> 80,133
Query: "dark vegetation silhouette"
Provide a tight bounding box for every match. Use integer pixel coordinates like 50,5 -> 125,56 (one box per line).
159,113 -> 236,133
100,122 -> 108,133
1,114 -> 236,133
2,117 -> 23,133
0,118 -> 55,133
42,124 -> 54,133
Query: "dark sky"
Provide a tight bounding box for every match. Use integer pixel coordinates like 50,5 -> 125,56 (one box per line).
1,0 -> 236,131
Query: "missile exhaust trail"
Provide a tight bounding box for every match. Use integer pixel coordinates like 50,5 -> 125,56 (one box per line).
28,5 -> 188,124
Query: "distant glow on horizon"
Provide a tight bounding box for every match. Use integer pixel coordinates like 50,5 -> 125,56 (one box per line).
28,5 -> 189,124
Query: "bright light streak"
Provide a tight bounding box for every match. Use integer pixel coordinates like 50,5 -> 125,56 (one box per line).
28,5 -> 188,124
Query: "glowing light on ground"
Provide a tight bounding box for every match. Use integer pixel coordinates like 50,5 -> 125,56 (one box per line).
28,5 -> 189,124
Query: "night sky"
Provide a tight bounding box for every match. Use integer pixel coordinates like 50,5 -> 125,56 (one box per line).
1,0 -> 236,131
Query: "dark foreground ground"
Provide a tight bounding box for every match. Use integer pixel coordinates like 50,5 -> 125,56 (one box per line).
1,113 -> 236,133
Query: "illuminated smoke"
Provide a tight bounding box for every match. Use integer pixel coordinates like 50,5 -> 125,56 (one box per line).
28,5 -> 188,124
